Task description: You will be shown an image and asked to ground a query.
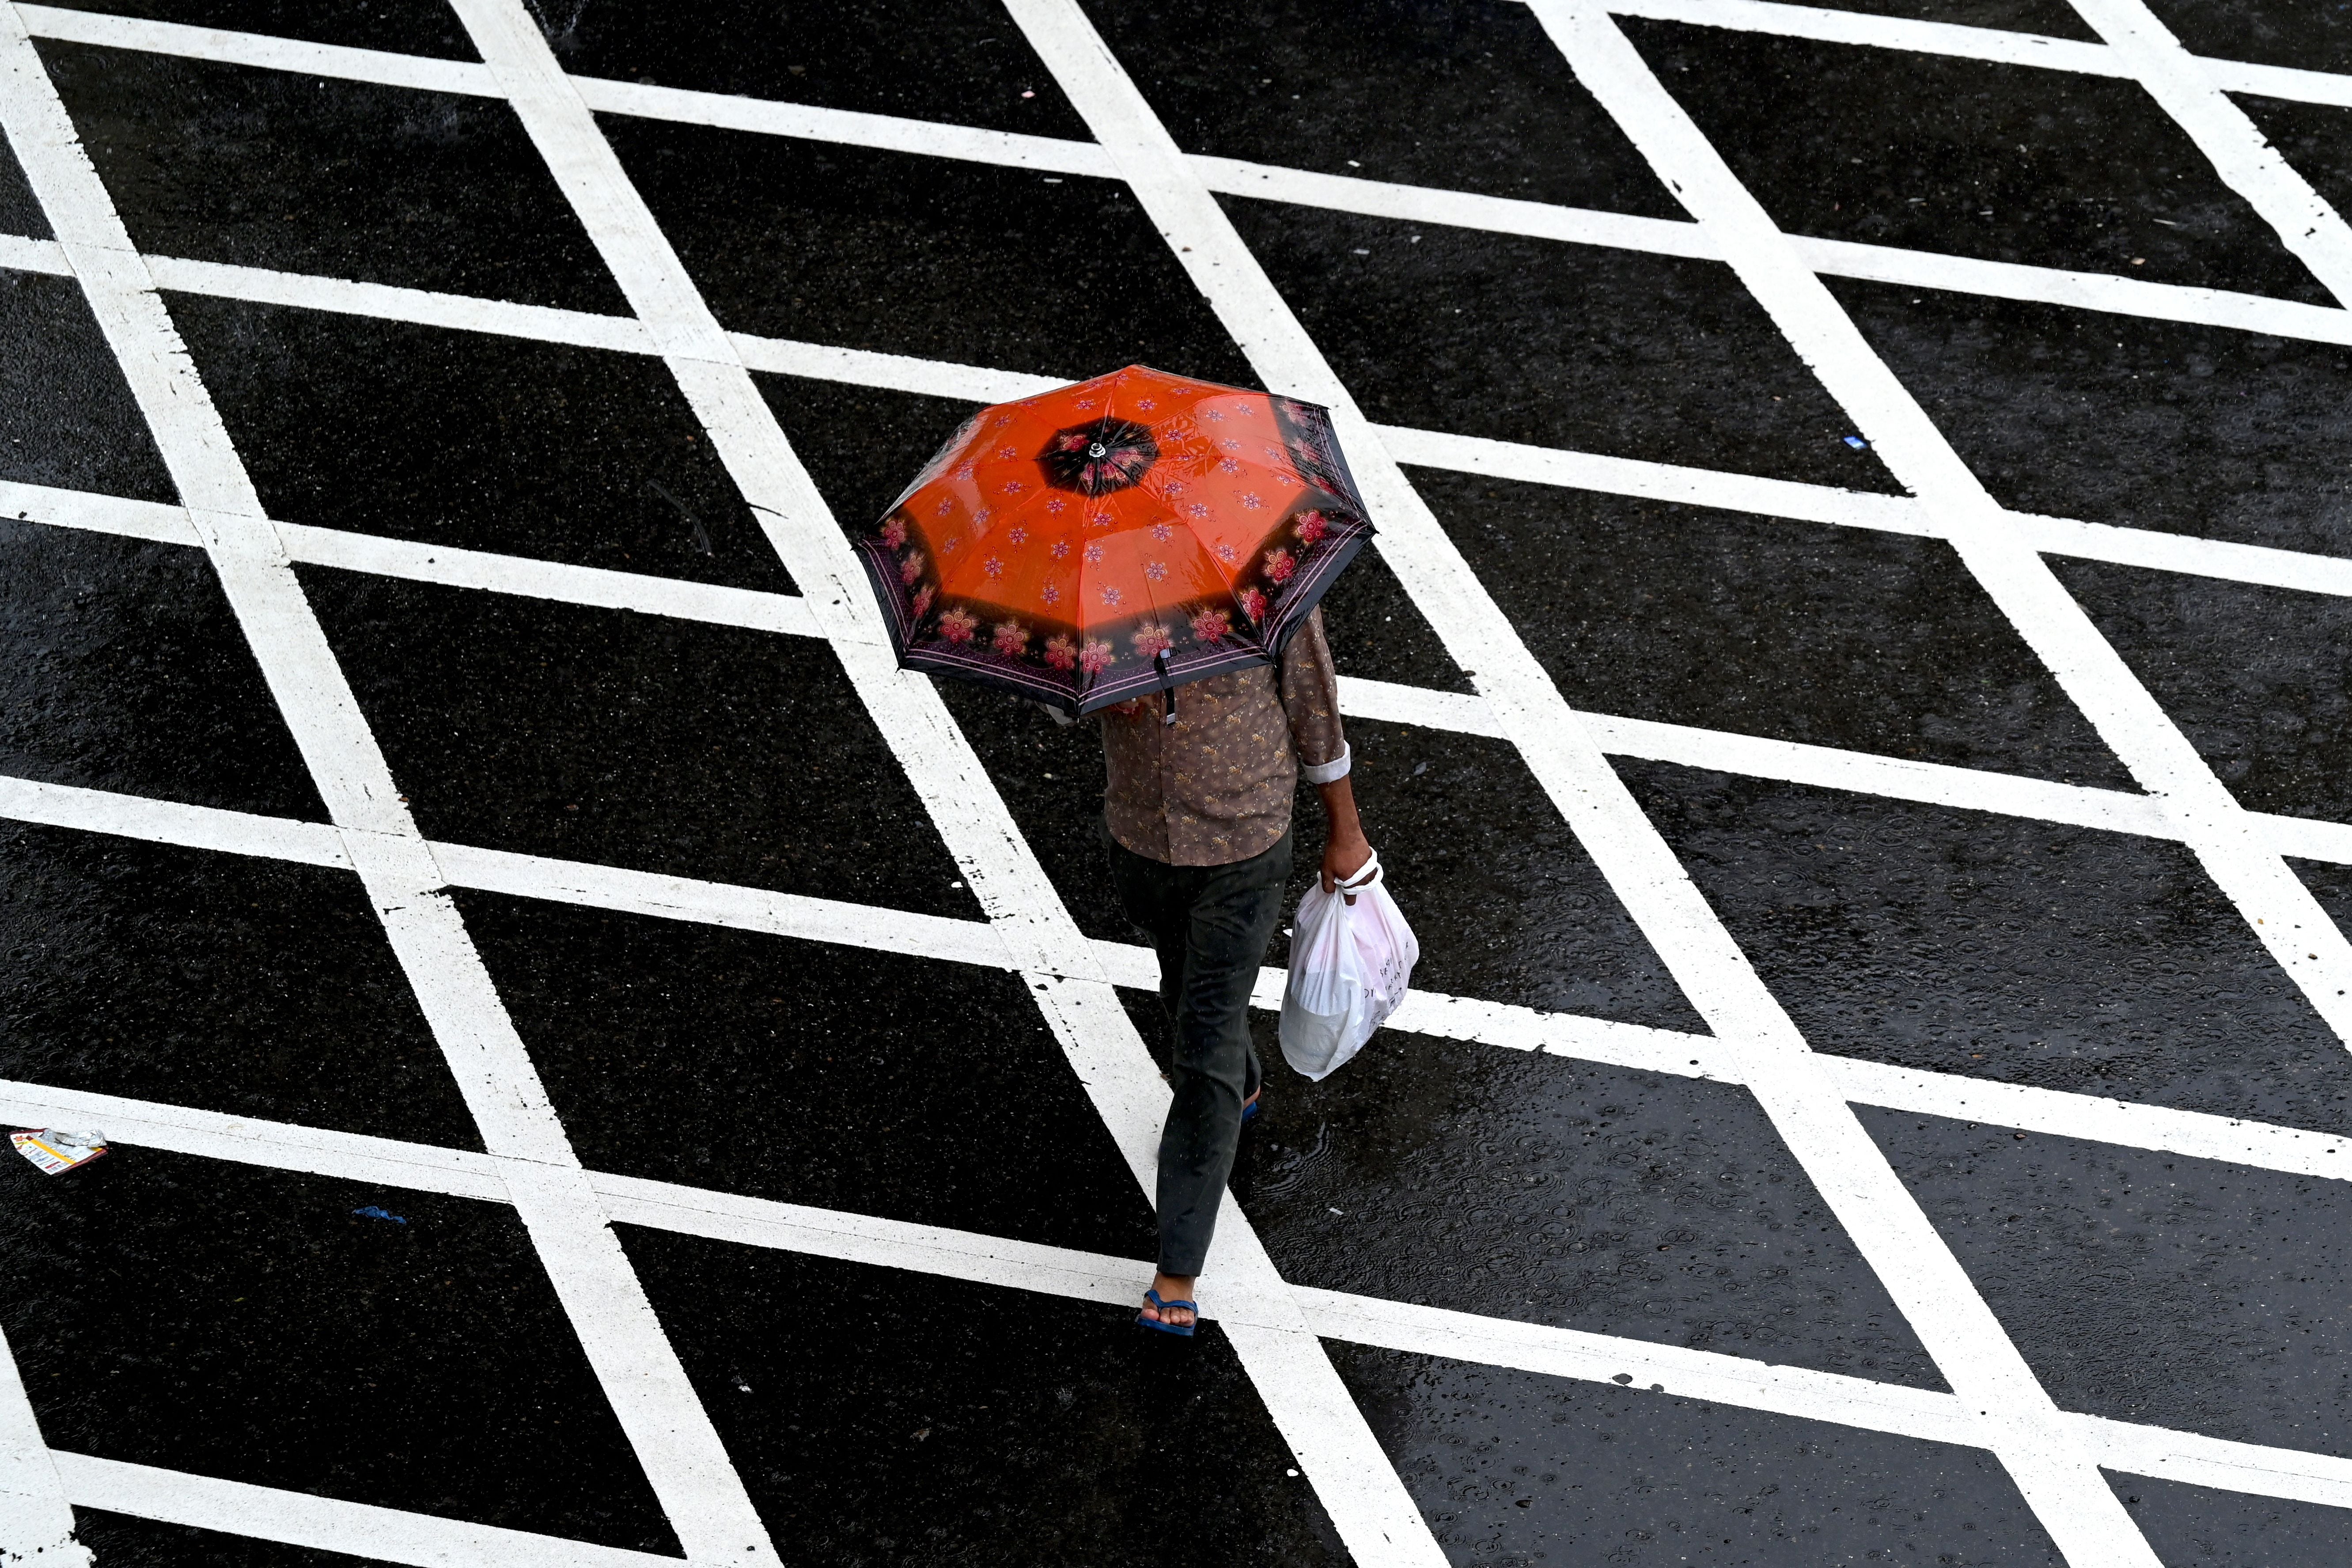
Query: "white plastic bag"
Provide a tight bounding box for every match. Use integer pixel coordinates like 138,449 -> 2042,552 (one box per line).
1278,850 -> 1420,1080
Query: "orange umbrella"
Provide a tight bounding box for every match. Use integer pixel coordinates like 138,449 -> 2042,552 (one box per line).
854,364 -> 1372,716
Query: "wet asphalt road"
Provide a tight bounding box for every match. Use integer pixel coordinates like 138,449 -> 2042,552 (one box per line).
6,1 -> 2352,1565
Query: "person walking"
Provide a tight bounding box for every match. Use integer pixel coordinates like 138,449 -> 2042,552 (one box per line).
1105,606 -> 1371,1337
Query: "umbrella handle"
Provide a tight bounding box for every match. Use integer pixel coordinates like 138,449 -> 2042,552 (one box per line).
1156,649 -> 1177,727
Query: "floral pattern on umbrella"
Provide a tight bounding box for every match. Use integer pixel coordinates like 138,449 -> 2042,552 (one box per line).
853,364 -> 1372,715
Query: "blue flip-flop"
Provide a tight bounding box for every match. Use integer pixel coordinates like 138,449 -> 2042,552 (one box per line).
1137,1288 -> 1197,1337
1242,1088 -> 1262,1124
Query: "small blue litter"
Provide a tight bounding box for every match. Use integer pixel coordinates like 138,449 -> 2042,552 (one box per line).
352,1205 -> 407,1224
1843,435 -> 1869,449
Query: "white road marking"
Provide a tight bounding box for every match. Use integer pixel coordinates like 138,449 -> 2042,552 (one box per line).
15,3 -> 2352,357
6,479 -> 2351,864
446,2 -> 1445,1559
1791,232 -> 2352,344
1603,0 -> 2125,74
726,330 -> 1063,406
11,2 -> 497,96
0,773 -> 348,865
1374,422 -> 1937,532
52,1453 -> 689,1568
8,1075 -> 2352,1519
2068,0 -> 2352,307
1533,15 -> 2267,1568
4,0 -> 2348,1548
1012,0 -> 2163,1560
0,1076 -> 508,1200
430,838 -> 1016,971
273,519 -> 824,636
0,229 -> 60,272
1540,0 -> 2352,1055
1193,152 -> 1718,257
0,9 -> 780,1562
11,771 -> 2352,1196
30,237 -> 2352,610
31,0 -> 2352,124
0,477 -> 196,542
571,72 -> 1119,178
0,1329 -> 84,1568
143,251 -> 657,352
1576,708 -> 2174,836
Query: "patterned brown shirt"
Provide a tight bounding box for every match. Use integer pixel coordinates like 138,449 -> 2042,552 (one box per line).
1099,608 -> 1350,867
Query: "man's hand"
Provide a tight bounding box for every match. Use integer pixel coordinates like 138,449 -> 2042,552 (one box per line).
1315,775 -> 1373,899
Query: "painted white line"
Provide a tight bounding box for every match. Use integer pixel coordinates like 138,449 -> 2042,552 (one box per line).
30,239 -> 2352,615
727,330 -> 1064,406
0,473 -> 823,638
19,0 -> 2352,361
1382,986 -> 1722,1076
2076,1417 -> 2352,1511
2206,56 -> 2352,110
0,1076 -> 507,1200
2017,510 -> 2352,598
450,4 -> 1443,1560
275,520 -> 823,636
1545,1 -> 2352,1063
143,251 -> 655,353
1603,0 -> 2124,75
1335,674 -> 1508,738
0,228 -> 59,272
1791,233 -> 2352,345
1580,710 -> 2174,837
1309,1291 -> 2352,1511
1301,1286 -> 1980,1442
448,0 -> 730,365
572,72 -> 1118,178
2256,810 -> 2352,866
1282,0 -> 2185,1545
15,766 -> 2352,1201
1537,2 -> 2351,1555
0,11 -> 780,1561
2068,0 -> 2352,307
1200,159 -> 2352,349
594,1170 -> 1153,1307
1374,422 -> 1936,534
1193,153 -> 1719,258
0,477 -> 196,544
1818,1058 -> 2352,1180
0,1331 -> 83,1568
12,2 -> 498,96
11,175 -> 2335,370
429,838 -> 1015,971
0,773 -> 345,865
1362,682 -> 2174,854
52,1454 -> 686,1568
1007,0 -> 2143,1558
21,1060 -> 2352,1509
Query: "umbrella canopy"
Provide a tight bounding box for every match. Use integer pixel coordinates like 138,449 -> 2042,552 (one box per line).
854,365 -> 1372,715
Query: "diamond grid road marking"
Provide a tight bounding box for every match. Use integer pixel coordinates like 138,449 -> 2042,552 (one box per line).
0,4 -> 776,1563
0,0 -> 2347,1562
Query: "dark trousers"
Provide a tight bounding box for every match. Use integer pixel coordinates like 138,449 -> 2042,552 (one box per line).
1107,827 -> 1292,1277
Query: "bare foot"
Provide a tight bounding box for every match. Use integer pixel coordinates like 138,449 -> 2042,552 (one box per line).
1140,1271 -> 1197,1330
